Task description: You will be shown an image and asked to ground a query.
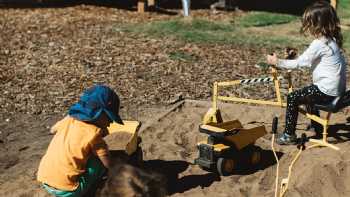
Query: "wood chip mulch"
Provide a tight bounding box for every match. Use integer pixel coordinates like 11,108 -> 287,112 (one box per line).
0,3 -> 312,119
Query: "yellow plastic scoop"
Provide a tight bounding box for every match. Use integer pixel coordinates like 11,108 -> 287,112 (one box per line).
106,121 -> 141,155
108,121 -> 141,135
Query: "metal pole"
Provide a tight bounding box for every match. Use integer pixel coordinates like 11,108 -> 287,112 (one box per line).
181,0 -> 190,17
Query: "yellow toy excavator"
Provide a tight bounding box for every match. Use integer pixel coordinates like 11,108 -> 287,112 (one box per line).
195,68 -> 285,176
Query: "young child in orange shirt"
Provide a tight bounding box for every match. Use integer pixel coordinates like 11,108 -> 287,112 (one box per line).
37,85 -> 123,196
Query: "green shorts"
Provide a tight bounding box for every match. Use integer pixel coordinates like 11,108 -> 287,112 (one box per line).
42,156 -> 107,197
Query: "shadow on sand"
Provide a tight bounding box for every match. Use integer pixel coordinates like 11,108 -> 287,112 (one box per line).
143,159 -> 221,195
142,148 -> 283,195
325,123 -> 350,143
235,148 -> 284,175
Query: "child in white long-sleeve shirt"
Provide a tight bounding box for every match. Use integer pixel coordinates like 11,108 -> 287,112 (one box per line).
267,1 -> 347,145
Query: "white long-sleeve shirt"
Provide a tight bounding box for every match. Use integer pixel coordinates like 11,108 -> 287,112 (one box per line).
277,37 -> 347,96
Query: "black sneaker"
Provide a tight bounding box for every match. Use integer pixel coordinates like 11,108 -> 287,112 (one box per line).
276,132 -> 297,145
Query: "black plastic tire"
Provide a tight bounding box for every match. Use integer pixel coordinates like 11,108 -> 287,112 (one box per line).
250,148 -> 261,166
217,157 -> 235,176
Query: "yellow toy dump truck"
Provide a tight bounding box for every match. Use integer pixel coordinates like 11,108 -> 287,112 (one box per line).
195,119 -> 267,176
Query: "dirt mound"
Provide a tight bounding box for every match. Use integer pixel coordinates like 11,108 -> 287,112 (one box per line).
286,145 -> 350,197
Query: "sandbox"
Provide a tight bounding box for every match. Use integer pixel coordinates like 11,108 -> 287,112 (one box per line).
1,100 -> 350,197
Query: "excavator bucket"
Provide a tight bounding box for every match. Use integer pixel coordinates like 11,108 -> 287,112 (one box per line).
200,120 -> 266,150
106,121 -> 141,155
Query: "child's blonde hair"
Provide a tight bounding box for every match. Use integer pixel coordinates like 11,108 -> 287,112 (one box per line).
301,1 -> 343,48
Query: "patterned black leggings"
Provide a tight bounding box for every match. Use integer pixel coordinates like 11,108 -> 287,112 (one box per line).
285,85 -> 335,135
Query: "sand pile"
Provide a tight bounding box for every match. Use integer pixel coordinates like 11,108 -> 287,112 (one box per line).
286,144 -> 350,197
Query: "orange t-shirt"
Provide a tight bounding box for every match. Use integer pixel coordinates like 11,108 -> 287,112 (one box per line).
37,116 -> 109,191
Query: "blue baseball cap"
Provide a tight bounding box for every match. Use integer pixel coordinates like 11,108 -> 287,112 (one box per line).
68,85 -> 123,124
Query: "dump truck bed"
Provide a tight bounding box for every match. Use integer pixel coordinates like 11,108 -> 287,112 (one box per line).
199,120 -> 266,150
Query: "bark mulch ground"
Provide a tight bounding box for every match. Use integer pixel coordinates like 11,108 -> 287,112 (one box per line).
0,3 -> 310,120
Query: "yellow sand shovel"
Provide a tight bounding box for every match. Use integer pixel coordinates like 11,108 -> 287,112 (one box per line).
107,121 -> 142,155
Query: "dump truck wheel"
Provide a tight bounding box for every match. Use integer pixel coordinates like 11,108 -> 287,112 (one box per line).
250,149 -> 261,166
217,157 -> 235,176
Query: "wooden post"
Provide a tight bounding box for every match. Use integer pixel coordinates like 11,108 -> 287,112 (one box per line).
331,0 -> 337,9
138,0 -> 147,13
148,0 -> 155,7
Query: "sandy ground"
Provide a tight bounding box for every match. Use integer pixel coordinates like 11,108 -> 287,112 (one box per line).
140,101 -> 350,197
2,100 -> 350,197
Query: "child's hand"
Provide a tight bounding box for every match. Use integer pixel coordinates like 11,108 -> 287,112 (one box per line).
50,127 -> 57,134
267,53 -> 278,66
284,47 -> 298,59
